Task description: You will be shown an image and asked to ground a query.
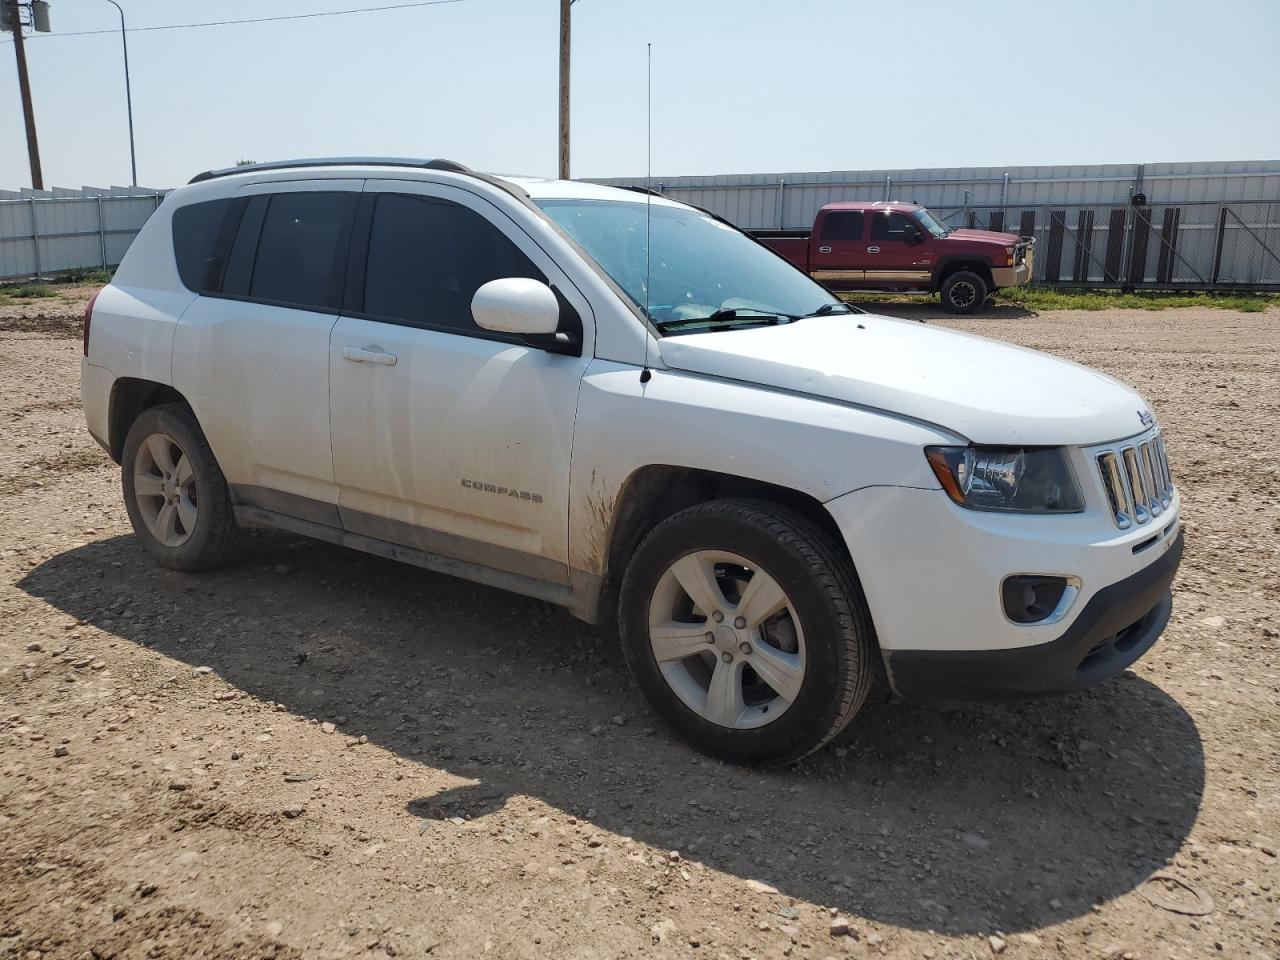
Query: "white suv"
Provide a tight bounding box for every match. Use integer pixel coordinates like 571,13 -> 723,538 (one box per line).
81,158 -> 1183,764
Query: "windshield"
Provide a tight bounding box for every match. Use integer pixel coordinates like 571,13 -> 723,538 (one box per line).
536,199 -> 850,334
914,207 -> 951,238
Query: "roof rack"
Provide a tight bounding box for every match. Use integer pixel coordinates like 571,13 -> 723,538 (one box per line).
188,157 -> 471,185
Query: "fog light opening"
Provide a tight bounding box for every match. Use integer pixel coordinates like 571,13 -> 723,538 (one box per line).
1001,575 -> 1081,625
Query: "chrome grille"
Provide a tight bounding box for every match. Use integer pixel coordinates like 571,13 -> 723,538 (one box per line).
1096,431 -> 1174,529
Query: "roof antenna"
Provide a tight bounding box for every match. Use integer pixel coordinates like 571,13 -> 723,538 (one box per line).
640,41 -> 654,386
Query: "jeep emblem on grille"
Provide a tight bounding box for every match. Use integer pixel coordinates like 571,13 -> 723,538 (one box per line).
1138,409 -> 1154,427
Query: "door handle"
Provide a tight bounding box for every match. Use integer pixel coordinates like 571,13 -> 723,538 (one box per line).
817,245 -> 832,254
342,346 -> 398,366
867,246 -> 881,254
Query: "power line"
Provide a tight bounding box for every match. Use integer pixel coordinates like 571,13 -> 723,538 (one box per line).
3,0 -> 466,42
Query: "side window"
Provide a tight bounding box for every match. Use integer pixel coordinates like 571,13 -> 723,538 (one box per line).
871,211 -> 916,242
819,211 -> 864,243
361,193 -> 546,334
171,198 -> 244,293
247,192 -> 357,311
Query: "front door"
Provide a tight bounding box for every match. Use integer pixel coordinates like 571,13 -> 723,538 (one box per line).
327,181 -> 593,585
864,210 -> 934,289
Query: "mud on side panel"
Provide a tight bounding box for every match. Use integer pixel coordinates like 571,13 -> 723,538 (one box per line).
565,361 -> 949,584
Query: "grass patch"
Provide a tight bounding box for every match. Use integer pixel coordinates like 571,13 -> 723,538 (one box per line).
995,287 -> 1280,313
55,267 -> 114,285
839,288 -> 1279,313
0,283 -> 57,300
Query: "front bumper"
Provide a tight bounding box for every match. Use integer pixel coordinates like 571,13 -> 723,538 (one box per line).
884,531 -> 1181,699
825,477 -> 1182,699
991,243 -> 1034,288
990,261 -> 1031,288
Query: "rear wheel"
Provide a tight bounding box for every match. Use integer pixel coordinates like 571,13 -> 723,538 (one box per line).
618,499 -> 876,765
121,404 -> 247,571
941,270 -> 988,314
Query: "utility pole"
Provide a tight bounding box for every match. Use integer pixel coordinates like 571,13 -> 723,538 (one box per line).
558,0 -> 571,180
104,0 -> 137,186
6,0 -> 43,189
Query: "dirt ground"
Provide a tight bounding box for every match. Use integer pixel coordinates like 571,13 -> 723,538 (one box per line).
1,287 -> 1276,960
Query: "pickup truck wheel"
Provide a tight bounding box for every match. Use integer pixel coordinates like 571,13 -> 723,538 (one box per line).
121,404 -> 248,572
941,270 -> 987,314
618,499 -> 875,765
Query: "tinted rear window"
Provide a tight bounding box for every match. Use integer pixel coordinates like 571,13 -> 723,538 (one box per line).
820,211 -> 864,243
361,193 -> 545,332
172,198 -> 242,293
249,192 -> 357,311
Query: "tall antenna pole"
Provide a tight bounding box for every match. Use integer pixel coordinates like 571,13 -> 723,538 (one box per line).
644,40 -> 652,318
557,0 -> 571,180
7,0 -> 44,189
639,41 -> 653,384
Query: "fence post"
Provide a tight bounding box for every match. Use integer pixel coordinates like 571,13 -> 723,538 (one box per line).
1211,205 -> 1228,285
884,175 -> 892,201
776,178 -> 786,229
1118,186 -> 1135,292
97,196 -> 108,269
29,199 -> 41,279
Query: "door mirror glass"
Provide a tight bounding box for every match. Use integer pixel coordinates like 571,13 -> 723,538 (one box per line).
901,223 -> 920,245
471,278 -> 560,336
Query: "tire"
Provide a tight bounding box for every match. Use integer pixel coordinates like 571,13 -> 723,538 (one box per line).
618,499 -> 876,765
941,270 -> 988,314
120,403 -> 248,572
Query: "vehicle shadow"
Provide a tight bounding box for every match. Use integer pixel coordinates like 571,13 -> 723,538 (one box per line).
852,300 -> 1038,322
18,531 -> 1204,936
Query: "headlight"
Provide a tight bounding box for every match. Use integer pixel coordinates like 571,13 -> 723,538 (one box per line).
925,446 -> 1084,513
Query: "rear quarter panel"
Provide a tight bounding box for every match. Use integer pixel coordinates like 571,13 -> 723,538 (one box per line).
85,192 -> 197,386
86,283 -> 193,386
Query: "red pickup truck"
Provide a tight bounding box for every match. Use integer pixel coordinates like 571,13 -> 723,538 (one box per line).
752,201 -> 1033,314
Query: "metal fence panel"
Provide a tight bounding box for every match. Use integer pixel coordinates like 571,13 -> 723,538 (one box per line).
5,165 -> 1279,289
0,187 -> 166,281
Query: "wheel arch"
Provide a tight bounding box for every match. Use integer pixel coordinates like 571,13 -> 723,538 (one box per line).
107,378 -> 192,464
591,464 -> 856,627
933,257 -> 994,292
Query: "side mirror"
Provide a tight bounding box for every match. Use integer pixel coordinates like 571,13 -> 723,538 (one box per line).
901,223 -> 920,245
471,277 -> 561,336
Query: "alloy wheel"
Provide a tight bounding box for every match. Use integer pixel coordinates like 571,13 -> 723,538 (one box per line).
133,432 -> 198,547
950,280 -> 978,309
647,550 -> 806,729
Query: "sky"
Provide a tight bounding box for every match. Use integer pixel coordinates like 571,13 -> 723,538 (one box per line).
2,0 -> 1278,190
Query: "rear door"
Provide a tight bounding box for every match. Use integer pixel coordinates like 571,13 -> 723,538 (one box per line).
327,180 -> 594,585
809,210 -> 865,287
864,210 -> 933,288
172,180 -> 361,524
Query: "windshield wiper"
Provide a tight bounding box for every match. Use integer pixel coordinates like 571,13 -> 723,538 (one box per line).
654,308 -> 798,333
798,302 -> 853,318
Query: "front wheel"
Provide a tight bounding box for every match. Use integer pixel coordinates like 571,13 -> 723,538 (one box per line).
618,499 -> 876,765
940,270 -> 988,314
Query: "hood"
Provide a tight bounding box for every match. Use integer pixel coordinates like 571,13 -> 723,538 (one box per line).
945,228 -> 1023,246
657,314 -> 1149,446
